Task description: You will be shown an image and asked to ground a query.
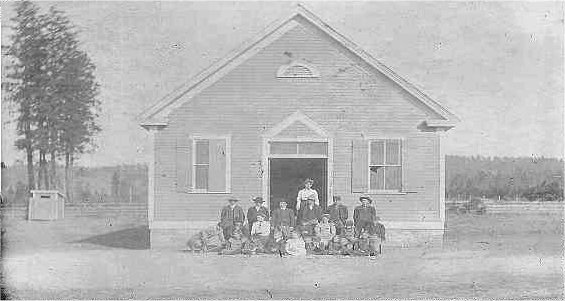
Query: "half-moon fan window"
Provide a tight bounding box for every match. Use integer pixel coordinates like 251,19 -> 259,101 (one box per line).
277,62 -> 320,78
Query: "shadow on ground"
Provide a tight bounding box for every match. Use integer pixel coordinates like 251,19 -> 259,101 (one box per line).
76,226 -> 149,250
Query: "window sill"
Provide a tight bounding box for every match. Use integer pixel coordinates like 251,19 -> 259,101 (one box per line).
367,190 -> 409,195
185,191 -> 232,195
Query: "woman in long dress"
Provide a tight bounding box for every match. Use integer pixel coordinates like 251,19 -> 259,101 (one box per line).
296,178 -> 319,210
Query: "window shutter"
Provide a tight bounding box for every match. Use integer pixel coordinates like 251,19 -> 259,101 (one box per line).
208,139 -> 227,192
351,139 -> 368,193
175,136 -> 192,192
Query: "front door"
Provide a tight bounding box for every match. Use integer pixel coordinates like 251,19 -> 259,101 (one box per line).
269,158 -> 327,214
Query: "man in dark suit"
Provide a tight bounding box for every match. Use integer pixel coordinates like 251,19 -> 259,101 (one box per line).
353,196 -> 376,238
220,198 -> 245,240
247,196 -> 269,230
298,197 -> 322,236
326,195 -> 348,235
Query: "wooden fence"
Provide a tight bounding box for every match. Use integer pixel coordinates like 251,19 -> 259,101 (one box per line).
2,203 -> 148,219
485,202 -> 563,214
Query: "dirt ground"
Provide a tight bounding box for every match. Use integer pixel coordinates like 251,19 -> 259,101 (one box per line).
1,209 -> 563,299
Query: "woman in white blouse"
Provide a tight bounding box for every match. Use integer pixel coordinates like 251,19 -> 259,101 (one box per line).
296,178 -> 319,210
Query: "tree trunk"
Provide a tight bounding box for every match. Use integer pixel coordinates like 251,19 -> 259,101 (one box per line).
26,145 -> 35,191
64,152 -> 71,203
38,151 -> 49,190
49,150 -> 57,189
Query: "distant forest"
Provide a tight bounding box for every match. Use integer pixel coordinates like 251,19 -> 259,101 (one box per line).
446,155 -> 563,202
1,155 -> 563,205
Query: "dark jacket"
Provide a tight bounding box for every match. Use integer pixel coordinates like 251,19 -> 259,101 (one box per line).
272,208 -> 296,227
326,203 -> 348,226
247,205 -> 270,227
298,204 -> 322,224
353,205 -> 376,225
220,205 -> 245,227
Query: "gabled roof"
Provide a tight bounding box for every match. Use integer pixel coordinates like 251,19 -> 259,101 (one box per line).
264,110 -> 329,139
139,4 -> 460,129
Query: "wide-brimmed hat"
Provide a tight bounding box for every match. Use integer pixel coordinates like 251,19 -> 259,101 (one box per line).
359,196 -> 373,203
252,197 -> 264,203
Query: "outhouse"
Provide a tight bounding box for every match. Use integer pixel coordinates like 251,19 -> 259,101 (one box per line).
28,190 -> 65,220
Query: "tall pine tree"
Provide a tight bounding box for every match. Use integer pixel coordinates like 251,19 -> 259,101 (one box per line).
8,1 -> 100,199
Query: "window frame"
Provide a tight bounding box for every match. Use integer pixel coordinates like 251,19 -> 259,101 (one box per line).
367,138 -> 405,194
190,135 -> 231,194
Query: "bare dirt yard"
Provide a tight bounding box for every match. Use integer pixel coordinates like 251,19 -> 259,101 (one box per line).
1,206 -> 563,299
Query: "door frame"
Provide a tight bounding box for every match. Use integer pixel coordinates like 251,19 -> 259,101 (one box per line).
261,137 -> 333,210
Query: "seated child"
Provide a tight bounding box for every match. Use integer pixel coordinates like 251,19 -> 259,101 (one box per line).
220,222 -> 246,255
285,231 -> 306,256
250,214 -> 270,253
337,220 -> 357,255
355,231 -> 371,256
315,213 -> 336,254
368,217 -> 386,255
186,223 -> 225,253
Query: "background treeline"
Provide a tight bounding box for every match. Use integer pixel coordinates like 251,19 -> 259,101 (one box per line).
1,155 -> 563,205
1,164 -> 147,205
446,155 -> 563,202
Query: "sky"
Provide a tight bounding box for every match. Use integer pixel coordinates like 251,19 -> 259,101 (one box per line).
1,1 -> 563,167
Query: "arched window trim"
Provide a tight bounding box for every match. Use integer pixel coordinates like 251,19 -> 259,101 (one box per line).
276,61 -> 321,78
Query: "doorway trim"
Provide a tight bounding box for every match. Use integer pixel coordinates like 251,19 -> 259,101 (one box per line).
261,111 -> 333,210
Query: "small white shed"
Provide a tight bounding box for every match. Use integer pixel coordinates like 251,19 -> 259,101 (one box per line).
28,190 -> 65,220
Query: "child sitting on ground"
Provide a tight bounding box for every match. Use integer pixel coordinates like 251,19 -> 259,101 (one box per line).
186,223 -> 225,253
250,214 -> 270,253
220,222 -> 246,255
285,231 -> 306,256
368,217 -> 386,255
315,213 -> 336,254
336,220 -> 357,255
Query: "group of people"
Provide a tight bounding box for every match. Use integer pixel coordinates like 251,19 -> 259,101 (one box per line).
186,179 -> 386,257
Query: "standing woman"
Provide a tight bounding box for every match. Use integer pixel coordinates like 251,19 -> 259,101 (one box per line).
296,178 -> 319,210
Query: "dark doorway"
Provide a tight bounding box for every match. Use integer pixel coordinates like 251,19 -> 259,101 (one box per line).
269,158 -> 327,214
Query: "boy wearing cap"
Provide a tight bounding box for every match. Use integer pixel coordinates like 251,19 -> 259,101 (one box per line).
326,196 -> 348,235
353,196 -> 377,238
296,178 -> 319,210
247,196 -> 269,230
220,198 -> 245,240
315,213 -> 336,254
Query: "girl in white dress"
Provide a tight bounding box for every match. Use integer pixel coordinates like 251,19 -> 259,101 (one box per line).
296,178 -> 319,210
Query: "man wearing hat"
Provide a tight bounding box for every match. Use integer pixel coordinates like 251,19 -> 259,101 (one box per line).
247,196 -> 269,231
220,198 -> 245,240
296,178 -> 319,210
325,195 -> 348,235
353,196 -> 377,238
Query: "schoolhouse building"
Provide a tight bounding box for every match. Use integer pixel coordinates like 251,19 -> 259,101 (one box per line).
140,6 -> 459,249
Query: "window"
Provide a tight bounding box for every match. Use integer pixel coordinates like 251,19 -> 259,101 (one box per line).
269,141 -> 327,156
369,139 -> 402,191
192,137 -> 230,193
276,62 -> 320,78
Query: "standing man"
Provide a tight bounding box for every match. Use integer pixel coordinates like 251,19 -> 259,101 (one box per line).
271,200 -> 296,244
353,196 -> 376,238
220,198 -> 245,240
296,178 -> 319,210
298,197 -> 322,235
326,195 -> 348,235
247,196 -> 269,230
